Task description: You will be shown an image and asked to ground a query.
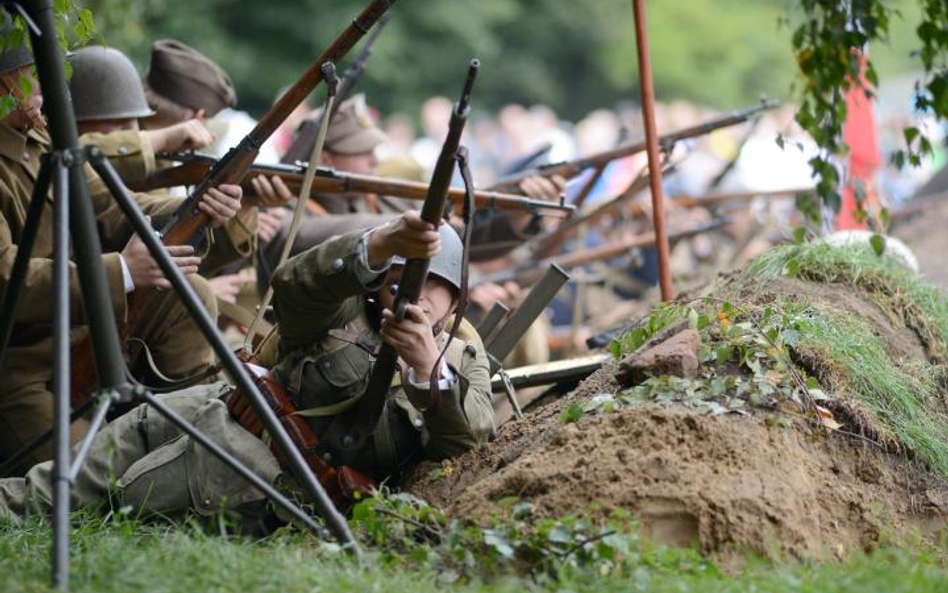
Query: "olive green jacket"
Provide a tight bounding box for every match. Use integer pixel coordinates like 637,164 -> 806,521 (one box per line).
270,230 -> 495,479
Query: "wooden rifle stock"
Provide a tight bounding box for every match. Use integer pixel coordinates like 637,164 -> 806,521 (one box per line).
130,155 -> 574,218
226,354 -> 374,512
70,0 -> 397,407
489,100 -> 778,192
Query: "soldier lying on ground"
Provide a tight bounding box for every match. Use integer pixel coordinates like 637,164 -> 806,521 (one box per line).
0,39 -> 243,473
0,212 -> 494,527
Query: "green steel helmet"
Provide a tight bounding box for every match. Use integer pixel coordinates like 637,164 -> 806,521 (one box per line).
69,46 -> 155,121
0,15 -> 33,75
391,223 -> 463,294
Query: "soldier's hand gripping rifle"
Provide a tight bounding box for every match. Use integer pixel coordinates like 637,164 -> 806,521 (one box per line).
69,0 -> 397,407
489,100 -> 778,193
331,60 -> 480,464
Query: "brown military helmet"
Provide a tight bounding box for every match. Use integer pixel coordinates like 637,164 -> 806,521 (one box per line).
142,39 -> 236,118
69,46 -> 155,122
321,94 -> 388,154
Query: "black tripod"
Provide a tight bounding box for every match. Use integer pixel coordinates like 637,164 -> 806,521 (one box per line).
0,1 -> 359,588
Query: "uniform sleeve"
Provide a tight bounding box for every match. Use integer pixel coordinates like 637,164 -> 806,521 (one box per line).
79,130 -> 156,183
404,338 -> 496,459
466,210 -> 542,262
198,208 -> 257,277
0,194 -> 127,326
86,164 -> 183,253
271,230 -> 388,351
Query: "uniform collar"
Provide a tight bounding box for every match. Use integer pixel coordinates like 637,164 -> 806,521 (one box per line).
0,123 -> 48,162
0,123 -> 29,162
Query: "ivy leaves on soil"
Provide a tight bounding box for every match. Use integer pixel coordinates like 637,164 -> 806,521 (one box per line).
343,489 -> 715,584
581,241 -> 948,479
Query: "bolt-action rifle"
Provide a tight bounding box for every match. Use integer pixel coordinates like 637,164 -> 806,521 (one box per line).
70,0 -> 397,407
489,100 -> 778,192
477,217 -> 731,287
129,154 -> 574,218
281,11 -> 392,165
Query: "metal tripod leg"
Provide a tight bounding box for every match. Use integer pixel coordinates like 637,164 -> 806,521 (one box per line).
88,150 -> 359,553
51,155 -> 70,589
0,157 -> 51,371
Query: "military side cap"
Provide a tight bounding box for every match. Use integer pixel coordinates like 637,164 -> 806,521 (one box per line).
69,46 -> 155,121
0,15 -> 33,75
144,39 -> 236,116
318,94 -> 388,155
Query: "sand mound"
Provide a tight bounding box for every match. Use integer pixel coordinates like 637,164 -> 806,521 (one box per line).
405,258 -> 948,559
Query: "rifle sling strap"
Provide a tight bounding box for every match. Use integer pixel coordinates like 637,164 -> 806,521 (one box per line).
426,145 -> 475,394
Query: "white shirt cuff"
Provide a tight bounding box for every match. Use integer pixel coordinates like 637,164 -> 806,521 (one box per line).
407,361 -> 456,391
118,254 -> 135,293
355,228 -> 391,285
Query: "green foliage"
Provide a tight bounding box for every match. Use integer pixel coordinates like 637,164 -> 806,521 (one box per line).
346,491 -> 713,582
744,241 -> 948,359
0,1 -> 98,119
5,499 -> 948,592
736,240 -> 948,475
589,300 -> 814,427
794,308 -> 948,476
788,0 -> 948,222
72,0 -> 800,121
597,239 -> 948,477
609,303 -> 696,360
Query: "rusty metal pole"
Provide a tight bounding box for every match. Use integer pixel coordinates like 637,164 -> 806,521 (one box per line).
631,0 -> 674,301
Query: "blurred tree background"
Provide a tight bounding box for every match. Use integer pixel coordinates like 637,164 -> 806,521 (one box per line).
78,0 -> 924,122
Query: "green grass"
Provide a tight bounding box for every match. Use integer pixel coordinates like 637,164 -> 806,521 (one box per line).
721,241 -> 948,476
2,516 -> 948,593
742,241 -> 948,360
794,307 -> 948,474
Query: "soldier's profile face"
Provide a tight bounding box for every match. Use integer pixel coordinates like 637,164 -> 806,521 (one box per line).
379,266 -> 456,331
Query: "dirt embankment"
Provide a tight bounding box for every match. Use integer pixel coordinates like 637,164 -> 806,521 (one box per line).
894,197 -> 948,290
405,274 -> 948,560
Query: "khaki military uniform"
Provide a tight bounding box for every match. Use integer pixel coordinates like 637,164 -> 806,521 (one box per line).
0,124 -> 216,471
79,128 -> 258,276
0,229 -> 494,521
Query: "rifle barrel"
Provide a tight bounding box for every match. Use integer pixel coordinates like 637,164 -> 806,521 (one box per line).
160,0 -> 396,247
134,155 -> 573,217
490,100 -> 778,192
480,218 -> 731,286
